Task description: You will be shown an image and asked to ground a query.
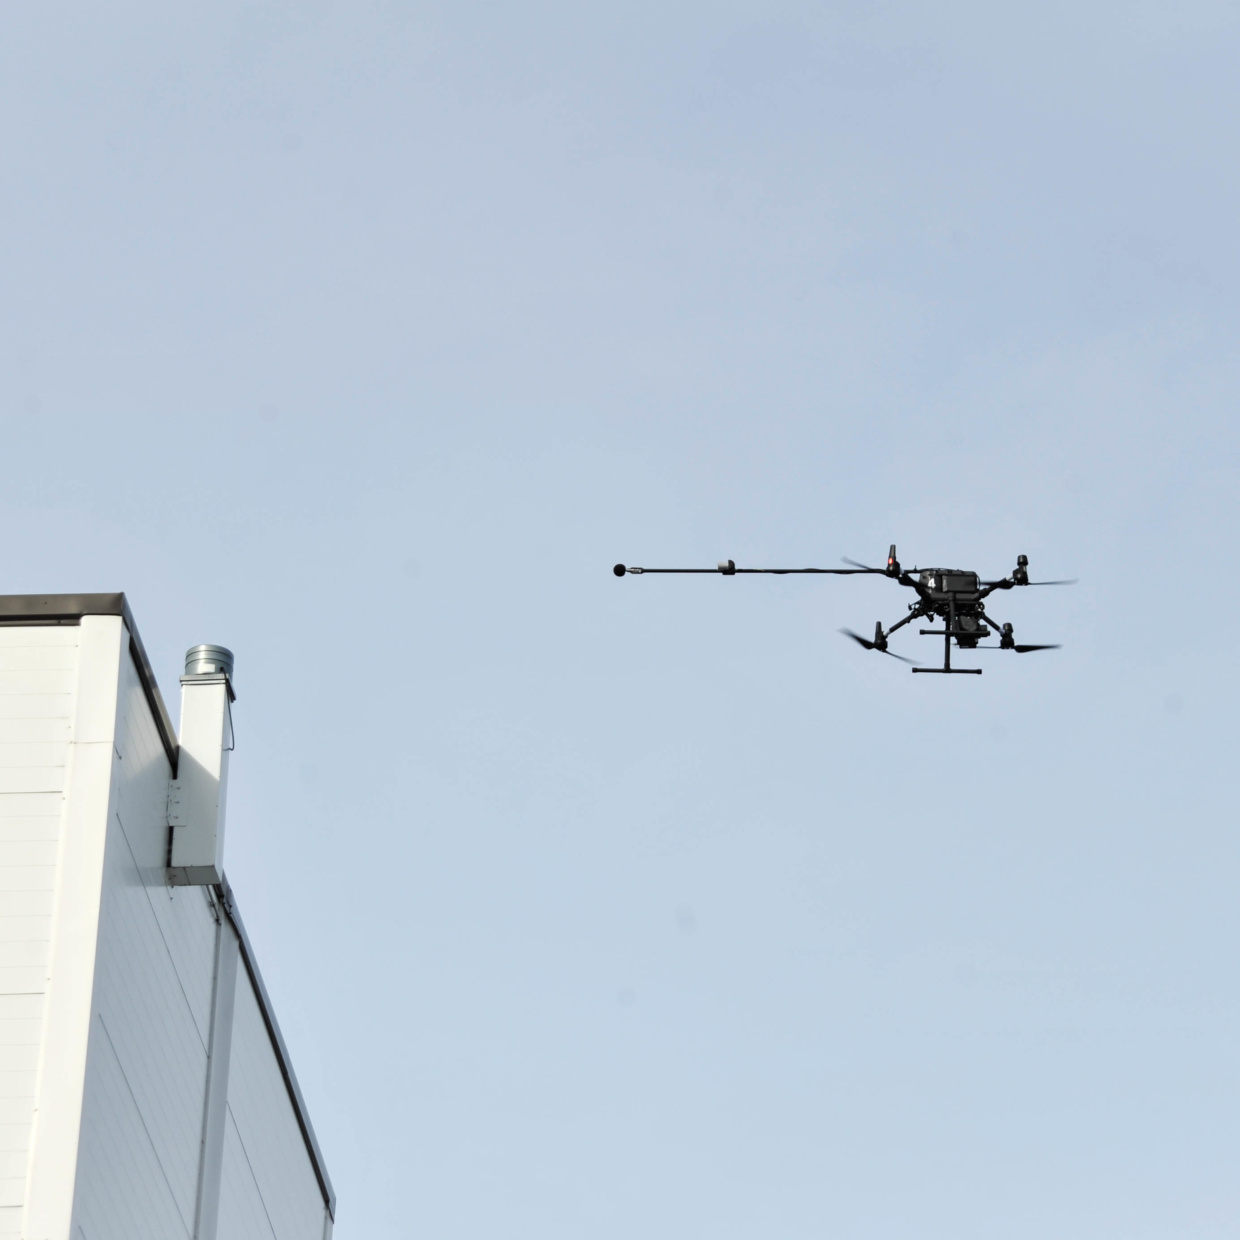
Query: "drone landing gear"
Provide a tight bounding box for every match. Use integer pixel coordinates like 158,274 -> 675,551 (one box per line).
912,604 -> 984,674
911,645 -> 983,675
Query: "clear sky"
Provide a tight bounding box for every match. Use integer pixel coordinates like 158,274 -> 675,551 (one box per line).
4,4 -> 1240,1236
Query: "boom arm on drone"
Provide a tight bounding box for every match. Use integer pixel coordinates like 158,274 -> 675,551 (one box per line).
614,546 -> 1073,674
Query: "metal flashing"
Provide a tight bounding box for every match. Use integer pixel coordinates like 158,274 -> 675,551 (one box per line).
215,876 -> 337,1220
0,593 -> 180,772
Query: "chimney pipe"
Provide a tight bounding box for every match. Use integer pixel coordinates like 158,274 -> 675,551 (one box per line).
167,645 -> 235,886
184,644 -> 234,679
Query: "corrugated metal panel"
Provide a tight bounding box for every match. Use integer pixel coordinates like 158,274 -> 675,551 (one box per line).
224,972 -> 328,1239
0,626 -> 78,1224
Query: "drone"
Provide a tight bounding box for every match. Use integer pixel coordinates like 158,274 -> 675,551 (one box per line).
612,545 -> 1075,675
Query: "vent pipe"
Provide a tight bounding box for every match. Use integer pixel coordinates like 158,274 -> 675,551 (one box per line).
184,644 -> 235,679
168,645 -> 235,886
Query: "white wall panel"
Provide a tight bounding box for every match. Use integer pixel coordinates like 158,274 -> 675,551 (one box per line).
218,1108 -> 280,1240
71,640 -> 214,1240
224,973 -> 328,1240
72,1014 -> 192,1239
115,666 -> 217,1045
0,614 -> 331,1237
73,632 -> 330,1237
24,616 -> 123,1239
0,625 -> 78,1234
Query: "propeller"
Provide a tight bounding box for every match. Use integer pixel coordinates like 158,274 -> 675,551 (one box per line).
839,628 -> 919,664
981,576 -> 1077,587
976,643 -> 1062,653
843,544 -> 909,577
983,554 -> 1078,589
843,557 -> 918,574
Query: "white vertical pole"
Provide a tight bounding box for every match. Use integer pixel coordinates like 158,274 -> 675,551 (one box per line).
22,616 -> 123,1240
193,911 -> 239,1240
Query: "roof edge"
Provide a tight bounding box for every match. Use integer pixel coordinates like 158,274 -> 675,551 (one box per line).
216,876 -> 337,1220
0,593 -> 180,772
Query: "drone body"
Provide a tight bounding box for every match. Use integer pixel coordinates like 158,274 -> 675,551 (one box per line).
613,545 -> 1074,675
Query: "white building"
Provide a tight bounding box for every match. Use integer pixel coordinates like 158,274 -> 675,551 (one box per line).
0,594 -> 334,1239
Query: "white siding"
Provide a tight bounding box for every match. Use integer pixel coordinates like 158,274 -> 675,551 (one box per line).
69,1013 -> 195,1239
219,973 -> 328,1240
218,1111 -> 281,1240
0,610 -> 332,1238
0,626 -> 79,1238
72,638 -> 217,1239
71,630 -> 331,1239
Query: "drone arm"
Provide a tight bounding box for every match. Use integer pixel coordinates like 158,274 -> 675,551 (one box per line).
978,608 -> 1010,644
882,609 -> 922,639
618,567 -> 722,575
615,563 -> 876,576
897,572 -> 935,602
737,568 -> 877,576
976,578 -> 1014,601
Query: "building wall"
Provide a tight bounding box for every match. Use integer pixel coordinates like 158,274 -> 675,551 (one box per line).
71,642 -> 217,1238
0,609 -> 331,1239
219,972 -> 332,1240
75,629 -> 332,1240
0,625 -> 80,1240
73,627 -> 332,1239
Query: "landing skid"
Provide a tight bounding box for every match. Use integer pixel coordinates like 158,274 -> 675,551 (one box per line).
915,617 -> 983,674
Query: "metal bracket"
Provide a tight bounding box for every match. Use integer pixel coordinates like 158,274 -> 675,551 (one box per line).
167,779 -> 186,827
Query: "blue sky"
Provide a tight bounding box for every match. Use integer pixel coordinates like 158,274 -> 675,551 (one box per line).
3,3 -> 1240,1235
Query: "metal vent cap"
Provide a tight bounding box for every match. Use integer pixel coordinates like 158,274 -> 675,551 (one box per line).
184,644 -> 234,680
